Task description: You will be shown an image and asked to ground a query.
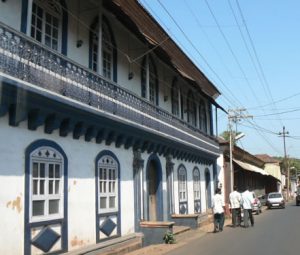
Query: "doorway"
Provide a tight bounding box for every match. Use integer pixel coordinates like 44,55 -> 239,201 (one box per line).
146,155 -> 163,221
205,169 -> 212,209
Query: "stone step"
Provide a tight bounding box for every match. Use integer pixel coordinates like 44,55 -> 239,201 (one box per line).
173,226 -> 191,235
64,234 -> 143,255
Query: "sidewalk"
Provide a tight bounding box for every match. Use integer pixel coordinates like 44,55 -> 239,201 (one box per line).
126,217 -> 232,255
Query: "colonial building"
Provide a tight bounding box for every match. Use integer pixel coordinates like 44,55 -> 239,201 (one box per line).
255,154 -> 282,193
0,0 -> 223,254
219,140 -> 277,203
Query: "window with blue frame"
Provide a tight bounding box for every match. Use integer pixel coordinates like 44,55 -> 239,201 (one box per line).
29,146 -> 64,222
30,0 -> 62,51
141,55 -> 158,105
193,168 -> 201,213
178,165 -> 188,214
97,155 -> 119,213
89,16 -> 117,82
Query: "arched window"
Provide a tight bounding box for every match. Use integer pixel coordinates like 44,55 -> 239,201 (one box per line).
89,16 -> 117,82
29,146 -> 64,221
141,55 -> 158,105
199,99 -> 207,132
193,168 -> 201,213
171,79 -> 180,116
30,0 -> 62,51
97,155 -> 119,213
95,151 -> 120,241
102,21 -> 113,80
187,90 -> 197,126
25,140 -> 68,254
178,165 -> 188,214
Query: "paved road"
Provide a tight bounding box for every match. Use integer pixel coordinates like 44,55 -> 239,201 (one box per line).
166,202 -> 300,255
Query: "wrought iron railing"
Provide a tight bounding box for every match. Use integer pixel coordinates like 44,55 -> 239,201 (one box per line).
0,22 -> 218,151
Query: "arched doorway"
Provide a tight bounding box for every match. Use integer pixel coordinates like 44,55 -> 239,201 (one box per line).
205,169 -> 212,209
146,154 -> 163,221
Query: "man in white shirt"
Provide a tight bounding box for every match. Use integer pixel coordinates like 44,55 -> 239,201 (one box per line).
212,188 -> 225,233
229,186 -> 242,227
241,187 -> 255,228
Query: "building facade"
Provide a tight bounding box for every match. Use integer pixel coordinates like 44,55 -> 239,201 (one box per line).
0,0 -> 223,254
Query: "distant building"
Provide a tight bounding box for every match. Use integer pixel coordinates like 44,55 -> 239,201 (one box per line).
255,154 -> 282,193
219,140 -> 277,203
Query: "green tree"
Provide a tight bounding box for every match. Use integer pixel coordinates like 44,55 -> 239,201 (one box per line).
219,131 -> 242,145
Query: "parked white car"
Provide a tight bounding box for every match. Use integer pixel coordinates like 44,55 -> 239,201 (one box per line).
266,192 -> 285,209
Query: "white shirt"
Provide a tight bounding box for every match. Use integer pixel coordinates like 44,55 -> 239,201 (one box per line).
241,190 -> 254,209
229,190 -> 241,209
212,193 -> 225,214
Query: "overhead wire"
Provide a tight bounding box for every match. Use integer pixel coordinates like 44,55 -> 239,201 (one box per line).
204,0 -> 262,107
235,0 -> 284,126
203,0 -> 281,154
156,0 -> 244,109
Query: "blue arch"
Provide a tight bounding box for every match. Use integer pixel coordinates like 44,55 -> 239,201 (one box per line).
24,139 -> 68,255
95,150 -> 121,242
146,153 -> 163,221
21,0 -> 68,55
205,168 -> 212,209
193,167 -> 201,213
177,164 -> 188,214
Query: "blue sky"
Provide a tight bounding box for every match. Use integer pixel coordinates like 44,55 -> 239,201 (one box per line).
139,0 -> 300,158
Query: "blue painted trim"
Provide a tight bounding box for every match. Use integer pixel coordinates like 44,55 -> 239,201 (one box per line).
60,0 -> 68,55
89,16 -> 99,70
209,103 -> 213,136
21,0 -> 29,33
141,57 -> 146,99
21,1 -> 68,54
24,139 -> 68,255
193,167 -> 201,213
133,166 -> 141,231
146,153 -> 163,221
95,150 -> 121,243
171,77 -> 179,116
141,55 -> 159,106
102,16 -> 118,83
88,16 -> 117,82
177,164 -> 188,214
205,168 -> 212,209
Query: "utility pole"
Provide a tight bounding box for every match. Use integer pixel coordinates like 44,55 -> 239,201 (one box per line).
228,109 -> 252,193
279,126 -> 289,200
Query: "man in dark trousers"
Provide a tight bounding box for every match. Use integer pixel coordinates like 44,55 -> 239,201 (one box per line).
212,188 -> 225,232
241,187 -> 255,228
229,186 -> 242,227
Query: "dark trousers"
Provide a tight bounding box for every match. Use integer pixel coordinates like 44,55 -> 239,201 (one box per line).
243,209 -> 254,227
231,208 -> 241,227
214,213 -> 225,231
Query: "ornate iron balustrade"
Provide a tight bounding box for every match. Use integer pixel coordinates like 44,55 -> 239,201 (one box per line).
0,22 -> 218,152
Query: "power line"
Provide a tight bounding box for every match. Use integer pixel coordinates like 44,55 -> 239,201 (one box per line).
235,0 -> 284,126
204,0 -> 262,107
156,0 -> 244,109
247,90 -> 300,110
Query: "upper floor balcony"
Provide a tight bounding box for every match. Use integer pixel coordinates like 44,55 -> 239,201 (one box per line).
0,21 -> 220,159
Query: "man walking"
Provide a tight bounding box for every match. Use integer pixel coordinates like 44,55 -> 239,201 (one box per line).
241,187 -> 254,228
229,186 -> 241,227
212,188 -> 225,233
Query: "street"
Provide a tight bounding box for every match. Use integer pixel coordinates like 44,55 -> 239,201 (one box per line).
166,202 -> 299,255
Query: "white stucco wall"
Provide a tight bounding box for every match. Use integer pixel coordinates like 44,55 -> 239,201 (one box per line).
0,0 -> 21,31
217,154 -> 225,199
173,159 -> 214,214
0,116 -> 136,254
